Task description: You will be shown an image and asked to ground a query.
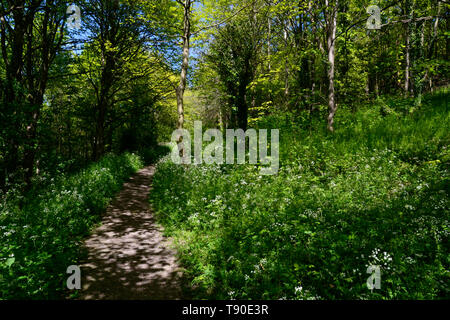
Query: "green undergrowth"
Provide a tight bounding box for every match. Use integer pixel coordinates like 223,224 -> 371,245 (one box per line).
150,91 -> 449,299
0,153 -> 143,299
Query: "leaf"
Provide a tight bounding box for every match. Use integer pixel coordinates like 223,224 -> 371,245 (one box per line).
5,257 -> 15,268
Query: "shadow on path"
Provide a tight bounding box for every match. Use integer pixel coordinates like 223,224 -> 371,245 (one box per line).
78,166 -> 184,299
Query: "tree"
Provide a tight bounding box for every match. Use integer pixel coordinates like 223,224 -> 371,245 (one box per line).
175,0 -> 193,157
0,0 -> 67,189
81,0 -> 164,160
207,6 -> 267,130
324,0 -> 339,132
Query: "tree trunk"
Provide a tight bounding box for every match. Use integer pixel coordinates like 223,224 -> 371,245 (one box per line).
404,0 -> 414,97
22,107 -> 41,189
92,0 -> 120,161
405,28 -> 411,96
93,105 -> 106,161
326,0 -> 338,132
284,27 -> 289,102
268,16 -> 271,72
93,59 -> 114,160
237,81 -> 249,131
176,0 -> 192,157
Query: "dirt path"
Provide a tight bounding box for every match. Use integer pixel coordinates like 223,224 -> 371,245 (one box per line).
78,166 -> 184,299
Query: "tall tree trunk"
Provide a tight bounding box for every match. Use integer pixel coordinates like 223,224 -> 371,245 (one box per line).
237,79 -> 249,131
404,0 -> 415,97
23,100 -> 42,189
326,0 -> 338,132
284,26 -> 289,104
405,27 -> 411,96
93,103 -> 106,161
176,0 -> 192,157
93,60 -> 113,161
267,16 -> 271,72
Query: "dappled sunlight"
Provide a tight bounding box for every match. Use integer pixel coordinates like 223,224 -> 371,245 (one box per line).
79,167 -> 184,300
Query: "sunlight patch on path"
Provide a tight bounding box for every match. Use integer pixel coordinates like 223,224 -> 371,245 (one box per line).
78,166 -> 184,300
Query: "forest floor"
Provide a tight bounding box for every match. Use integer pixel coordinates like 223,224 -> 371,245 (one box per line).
77,166 -> 185,299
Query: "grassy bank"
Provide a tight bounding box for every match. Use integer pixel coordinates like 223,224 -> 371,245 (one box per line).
0,153 -> 143,299
150,91 -> 449,299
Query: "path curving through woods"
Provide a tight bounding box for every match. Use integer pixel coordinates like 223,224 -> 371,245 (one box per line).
78,166 -> 184,300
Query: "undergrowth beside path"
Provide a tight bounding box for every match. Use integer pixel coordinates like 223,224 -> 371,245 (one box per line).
0,153 -> 143,299
150,92 -> 449,300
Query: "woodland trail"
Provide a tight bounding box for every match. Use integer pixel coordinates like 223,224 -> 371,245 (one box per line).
78,166 -> 184,299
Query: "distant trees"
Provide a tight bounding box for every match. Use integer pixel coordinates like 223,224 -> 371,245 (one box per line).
81,0 -> 156,160
207,13 -> 266,130
194,0 -> 447,131
0,0 -> 178,190
0,0 -> 447,191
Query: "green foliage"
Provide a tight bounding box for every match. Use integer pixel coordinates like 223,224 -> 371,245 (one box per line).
150,92 -> 449,299
0,0 -> 448,301
0,153 -> 143,299
138,145 -> 172,166
206,12 -> 267,129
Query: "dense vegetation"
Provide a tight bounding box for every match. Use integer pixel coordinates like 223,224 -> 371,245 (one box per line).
0,0 -> 448,300
151,91 -> 449,299
0,153 -> 143,298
